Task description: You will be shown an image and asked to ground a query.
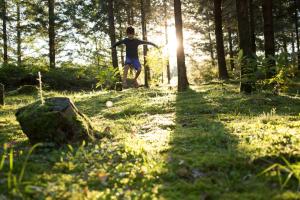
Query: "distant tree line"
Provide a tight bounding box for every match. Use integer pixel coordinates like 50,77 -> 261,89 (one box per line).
0,0 -> 299,92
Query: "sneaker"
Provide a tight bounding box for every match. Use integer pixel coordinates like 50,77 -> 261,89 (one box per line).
134,80 -> 139,88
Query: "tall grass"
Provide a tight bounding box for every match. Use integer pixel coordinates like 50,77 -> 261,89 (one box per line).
258,157 -> 300,190
0,143 -> 42,197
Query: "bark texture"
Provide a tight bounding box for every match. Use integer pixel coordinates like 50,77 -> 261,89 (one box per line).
214,0 -> 229,80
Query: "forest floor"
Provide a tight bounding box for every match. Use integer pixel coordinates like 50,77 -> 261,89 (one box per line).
0,80 -> 300,199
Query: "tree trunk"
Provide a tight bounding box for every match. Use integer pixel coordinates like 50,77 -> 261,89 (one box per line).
1,0 -> 8,65
292,32 -> 296,65
292,32 -> 295,55
174,0 -> 189,91
213,0 -> 229,80
283,36 -> 288,65
130,8 -> 134,25
228,27 -> 235,70
294,0 -> 300,70
164,1 -> 171,84
249,0 -> 256,54
120,34 -> 125,66
17,1 -> 22,67
141,0 -> 150,88
118,18 -> 125,66
126,9 -> 131,25
236,0 -> 254,94
0,83 -> 4,106
48,0 -> 55,68
126,4 -> 135,25
108,0 -> 118,69
206,15 -> 216,67
263,0 -> 276,78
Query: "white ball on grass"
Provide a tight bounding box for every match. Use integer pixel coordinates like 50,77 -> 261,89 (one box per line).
106,101 -> 113,108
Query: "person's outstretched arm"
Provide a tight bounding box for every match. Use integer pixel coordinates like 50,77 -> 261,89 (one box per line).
111,39 -> 125,48
138,40 -> 159,48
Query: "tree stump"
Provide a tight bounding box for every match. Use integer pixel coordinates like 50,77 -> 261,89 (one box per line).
16,97 -> 95,145
0,83 -> 4,106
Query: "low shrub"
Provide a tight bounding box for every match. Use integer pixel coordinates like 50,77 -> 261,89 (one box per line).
0,64 -> 101,91
190,60 -> 219,84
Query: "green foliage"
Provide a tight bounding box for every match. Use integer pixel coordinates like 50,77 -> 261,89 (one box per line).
0,81 -> 299,199
231,51 -> 297,93
233,50 -> 257,83
0,64 -> 29,87
96,66 -> 119,89
8,85 -> 38,96
190,60 -> 219,84
44,66 -> 99,91
0,64 -> 100,91
259,157 -> 300,190
147,48 -> 165,85
260,54 -> 297,93
0,143 -> 42,198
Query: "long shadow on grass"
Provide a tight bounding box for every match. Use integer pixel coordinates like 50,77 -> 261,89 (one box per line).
161,88 -> 297,199
193,84 -> 300,117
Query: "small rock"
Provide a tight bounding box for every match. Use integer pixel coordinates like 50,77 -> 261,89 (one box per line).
176,167 -> 190,178
191,169 -> 206,179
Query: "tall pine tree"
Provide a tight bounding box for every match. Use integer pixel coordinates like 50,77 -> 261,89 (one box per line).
174,0 -> 189,91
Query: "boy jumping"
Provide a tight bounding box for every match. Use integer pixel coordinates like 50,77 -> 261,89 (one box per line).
111,26 -> 158,88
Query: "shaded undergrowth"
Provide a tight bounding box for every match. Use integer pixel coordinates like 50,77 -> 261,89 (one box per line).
161,85 -> 300,199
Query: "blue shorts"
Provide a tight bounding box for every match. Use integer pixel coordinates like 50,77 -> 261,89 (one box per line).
125,57 -> 141,71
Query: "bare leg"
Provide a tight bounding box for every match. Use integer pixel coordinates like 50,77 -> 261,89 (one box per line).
134,69 -> 141,88
123,65 -> 130,88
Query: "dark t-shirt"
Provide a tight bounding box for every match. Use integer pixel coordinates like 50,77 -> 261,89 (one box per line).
112,38 -> 156,59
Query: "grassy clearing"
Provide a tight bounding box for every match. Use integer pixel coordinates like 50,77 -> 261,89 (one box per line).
0,82 -> 299,199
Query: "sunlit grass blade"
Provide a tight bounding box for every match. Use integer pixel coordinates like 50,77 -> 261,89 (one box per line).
9,148 -> 13,171
281,156 -> 293,170
257,163 -> 279,176
282,172 -> 294,189
18,143 -> 42,183
0,144 -> 8,171
67,144 -> 74,153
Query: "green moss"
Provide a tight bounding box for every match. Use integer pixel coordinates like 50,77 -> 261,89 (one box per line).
15,97 -> 94,145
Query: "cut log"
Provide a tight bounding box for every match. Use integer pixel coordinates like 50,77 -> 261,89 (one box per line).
10,85 -> 38,95
115,82 -> 123,91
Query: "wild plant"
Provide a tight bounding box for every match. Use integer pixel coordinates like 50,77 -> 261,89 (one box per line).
96,66 -> 119,90
233,51 -> 297,93
0,143 -> 42,197
258,157 -> 300,190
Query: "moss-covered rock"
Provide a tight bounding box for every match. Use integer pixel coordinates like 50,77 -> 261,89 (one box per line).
9,85 -> 38,95
15,97 -> 95,145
